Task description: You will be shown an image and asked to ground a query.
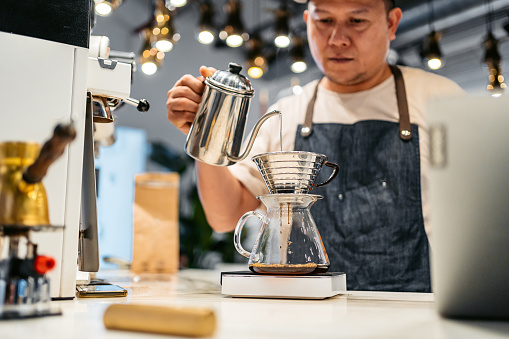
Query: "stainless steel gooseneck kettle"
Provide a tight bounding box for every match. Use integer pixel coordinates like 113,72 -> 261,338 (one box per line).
184,63 -> 280,166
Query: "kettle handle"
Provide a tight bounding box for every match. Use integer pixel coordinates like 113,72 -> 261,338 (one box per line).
313,161 -> 340,188
234,210 -> 267,259
226,110 -> 281,163
23,124 -> 77,184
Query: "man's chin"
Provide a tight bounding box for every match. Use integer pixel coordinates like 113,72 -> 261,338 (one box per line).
324,71 -> 366,87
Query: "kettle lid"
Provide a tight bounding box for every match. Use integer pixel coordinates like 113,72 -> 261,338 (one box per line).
205,63 -> 254,97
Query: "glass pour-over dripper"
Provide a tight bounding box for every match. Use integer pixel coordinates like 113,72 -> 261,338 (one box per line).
234,193 -> 330,274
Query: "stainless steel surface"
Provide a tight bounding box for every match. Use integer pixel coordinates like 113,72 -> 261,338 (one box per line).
252,151 -> 339,194
124,97 -> 150,112
185,63 -> 279,166
78,96 -> 99,273
92,95 -> 114,123
206,63 -> 253,96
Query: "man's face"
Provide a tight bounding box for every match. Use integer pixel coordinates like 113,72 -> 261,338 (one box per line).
305,0 -> 401,92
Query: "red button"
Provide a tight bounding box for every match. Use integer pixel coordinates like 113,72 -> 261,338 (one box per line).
34,256 -> 56,274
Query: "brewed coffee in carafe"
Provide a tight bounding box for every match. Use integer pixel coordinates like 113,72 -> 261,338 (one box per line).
234,193 -> 330,275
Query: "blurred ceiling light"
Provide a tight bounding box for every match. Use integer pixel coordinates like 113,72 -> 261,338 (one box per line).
275,36 -> 291,48
421,0 -> 443,70
246,34 -> 267,79
226,35 -> 243,48
290,35 -> 307,73
154,0 -> 171,23
94,0 -> 123,17
139,31 -> 162,75
274,4 -> 291,48
196,0 -> 216,45
169,0 -> 187,7
291,77 -> 303,96
223,0 -> 245,48
484,31 -> 506,97
421,31 -> 444,70
152,1 -> 177,52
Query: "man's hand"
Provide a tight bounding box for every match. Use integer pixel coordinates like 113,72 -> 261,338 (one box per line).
166,66 -> 217,135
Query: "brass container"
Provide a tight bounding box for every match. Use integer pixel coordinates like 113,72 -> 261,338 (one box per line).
0,142 -> 49,226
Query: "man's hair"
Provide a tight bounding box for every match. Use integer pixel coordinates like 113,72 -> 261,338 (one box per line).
305,0 -> 396,13
384,0 -> 396,12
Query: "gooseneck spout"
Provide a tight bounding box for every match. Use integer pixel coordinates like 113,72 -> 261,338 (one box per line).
227,110 -> 281,162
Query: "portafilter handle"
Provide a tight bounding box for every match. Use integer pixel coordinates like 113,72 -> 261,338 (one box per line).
23,124 -> 77,184
123,98 -> 150,112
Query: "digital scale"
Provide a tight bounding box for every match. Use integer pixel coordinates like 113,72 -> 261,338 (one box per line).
221,271 -> 347,299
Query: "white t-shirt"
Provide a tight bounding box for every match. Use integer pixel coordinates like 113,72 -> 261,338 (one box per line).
229,66 -> 464,236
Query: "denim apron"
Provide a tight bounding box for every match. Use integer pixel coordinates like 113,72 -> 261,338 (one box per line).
295,66 -> 431,292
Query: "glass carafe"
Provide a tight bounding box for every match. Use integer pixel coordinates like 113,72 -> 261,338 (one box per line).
234,193 -> 329,275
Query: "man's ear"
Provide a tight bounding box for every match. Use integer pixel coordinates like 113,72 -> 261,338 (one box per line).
387,8 -> 402,41
303,9 -> 308,23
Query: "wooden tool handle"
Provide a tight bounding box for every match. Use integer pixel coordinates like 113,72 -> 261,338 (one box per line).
23,124 -> 77,184
103,304 -> 216,337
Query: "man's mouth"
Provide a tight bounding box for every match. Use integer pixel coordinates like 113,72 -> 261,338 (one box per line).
329,57 -> 354,63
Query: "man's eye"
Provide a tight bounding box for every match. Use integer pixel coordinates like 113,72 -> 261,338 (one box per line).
350,18 -> 365,24
318,18 -> 333,24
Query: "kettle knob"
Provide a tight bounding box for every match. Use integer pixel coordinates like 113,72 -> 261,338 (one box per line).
228,63 -> 242,74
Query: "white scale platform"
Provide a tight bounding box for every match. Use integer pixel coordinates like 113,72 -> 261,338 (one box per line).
221,271 -> 347,299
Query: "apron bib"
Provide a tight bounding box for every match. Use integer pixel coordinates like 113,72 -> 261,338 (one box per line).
294,66 -> 431,292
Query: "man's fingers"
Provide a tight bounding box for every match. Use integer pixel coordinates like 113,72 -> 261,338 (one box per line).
200,66 -> 217,78
167,96 -> 200,114
174,74 -> 206,95
168,86 -> 202,104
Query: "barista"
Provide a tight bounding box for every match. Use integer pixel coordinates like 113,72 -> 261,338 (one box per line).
166,0 -> 464,292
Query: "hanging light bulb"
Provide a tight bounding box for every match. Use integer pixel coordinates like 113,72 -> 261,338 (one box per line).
139,31 -> 162,75
152,0 -> 177,52
222,0 -> 245,48
196,0 -> 216,45
290,35 -> 307,73
421,31 -> 444,70
420,0 -> 444,70
274,3 -> 291,48
169,0 -> 187,7
246,34 -> 267,79
94,0 -> 123,17
484,32 -> 506,97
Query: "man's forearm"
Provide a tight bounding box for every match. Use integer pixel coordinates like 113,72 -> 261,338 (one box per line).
195,162 -> 259,232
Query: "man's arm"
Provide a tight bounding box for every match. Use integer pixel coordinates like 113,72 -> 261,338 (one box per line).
195,162 -> 260,232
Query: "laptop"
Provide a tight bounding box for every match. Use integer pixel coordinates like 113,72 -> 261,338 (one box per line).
428,94 -> 509,320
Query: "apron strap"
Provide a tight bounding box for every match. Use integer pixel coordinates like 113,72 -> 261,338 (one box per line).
300,66 -> 412,141
389,65 -> 412,140
300,78 -> 320,137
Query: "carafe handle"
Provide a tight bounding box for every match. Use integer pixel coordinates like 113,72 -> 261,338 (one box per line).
314,161 -> 340,188
234,210 -> 266,259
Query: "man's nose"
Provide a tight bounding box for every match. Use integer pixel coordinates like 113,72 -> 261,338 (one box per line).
329,25 -> 350,47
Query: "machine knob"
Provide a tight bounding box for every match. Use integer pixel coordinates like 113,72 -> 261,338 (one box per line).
124,98 -> 150,112
34,255 -> 56,274
137,99 -> 150,112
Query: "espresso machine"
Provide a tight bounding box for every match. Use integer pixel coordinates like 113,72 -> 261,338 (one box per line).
0,1 -> 148,301
79,35 -> 149,280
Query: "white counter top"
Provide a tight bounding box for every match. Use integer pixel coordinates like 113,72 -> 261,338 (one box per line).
1,269 -> 508,339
